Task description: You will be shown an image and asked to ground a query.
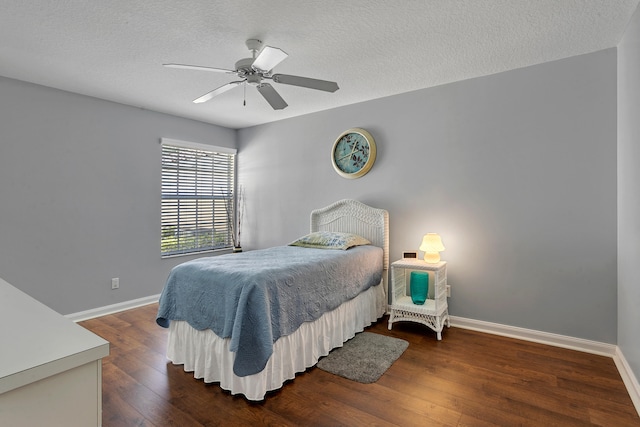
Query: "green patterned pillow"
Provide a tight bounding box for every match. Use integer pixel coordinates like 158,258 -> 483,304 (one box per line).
289,231 -> 371,250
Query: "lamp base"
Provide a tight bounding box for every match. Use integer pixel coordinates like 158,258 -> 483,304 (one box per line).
424,252 -> 441,263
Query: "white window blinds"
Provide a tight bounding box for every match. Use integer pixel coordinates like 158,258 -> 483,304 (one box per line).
161,139 -> 237,257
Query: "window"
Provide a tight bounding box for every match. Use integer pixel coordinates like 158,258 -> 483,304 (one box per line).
161,138 -> 237,257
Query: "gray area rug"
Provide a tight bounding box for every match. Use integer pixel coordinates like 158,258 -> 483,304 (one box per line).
316,332 -> 409,383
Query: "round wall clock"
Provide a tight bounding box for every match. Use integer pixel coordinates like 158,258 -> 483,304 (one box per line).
331,128 -> 377,179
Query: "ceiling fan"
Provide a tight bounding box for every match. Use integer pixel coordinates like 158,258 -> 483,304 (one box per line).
164,39 -> 339,110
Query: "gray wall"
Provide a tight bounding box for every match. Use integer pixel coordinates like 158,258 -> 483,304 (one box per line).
618,6 -> 640,379
0,76 -> 235,314
239,49 -> 618,343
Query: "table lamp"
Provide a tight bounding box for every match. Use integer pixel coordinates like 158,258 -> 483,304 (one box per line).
419,233 -> 445,263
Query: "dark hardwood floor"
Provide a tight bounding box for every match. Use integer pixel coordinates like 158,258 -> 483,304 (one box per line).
80,304 -> 640,426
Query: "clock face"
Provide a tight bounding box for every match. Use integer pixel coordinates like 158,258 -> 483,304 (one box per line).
331,128 -> 376,179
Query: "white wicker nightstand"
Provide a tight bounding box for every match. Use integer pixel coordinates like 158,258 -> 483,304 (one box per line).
388,259 -> 449,340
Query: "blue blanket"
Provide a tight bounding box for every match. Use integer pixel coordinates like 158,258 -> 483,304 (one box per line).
156,245 -> 383,376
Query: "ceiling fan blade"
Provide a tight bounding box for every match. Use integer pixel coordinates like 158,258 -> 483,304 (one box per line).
193,81 -> 244,104
256,83 -> 288,110
271,74 -> 339,92
164,63 -> 236,74
251,46 -> 288,72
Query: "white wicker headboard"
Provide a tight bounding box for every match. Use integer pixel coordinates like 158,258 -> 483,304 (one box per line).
310,199 -> 389,272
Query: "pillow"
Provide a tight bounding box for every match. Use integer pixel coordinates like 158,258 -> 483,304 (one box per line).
289,231 -> 371,250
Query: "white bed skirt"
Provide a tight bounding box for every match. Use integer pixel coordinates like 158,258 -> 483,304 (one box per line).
166,282 -> 387,401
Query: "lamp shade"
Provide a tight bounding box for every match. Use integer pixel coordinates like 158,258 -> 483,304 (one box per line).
419,233 -> 445,263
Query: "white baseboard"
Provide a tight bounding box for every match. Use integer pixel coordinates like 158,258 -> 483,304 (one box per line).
65,294 -> 161,322
449,315 -> 616,356
614,347 -> 640,416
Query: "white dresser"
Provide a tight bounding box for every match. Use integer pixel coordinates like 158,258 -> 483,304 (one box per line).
0,277 -> 109,426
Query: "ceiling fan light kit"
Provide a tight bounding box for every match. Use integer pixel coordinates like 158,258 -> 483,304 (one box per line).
164,39 -> 339,110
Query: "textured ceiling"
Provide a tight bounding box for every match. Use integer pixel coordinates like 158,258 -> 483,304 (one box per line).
0,1 -> 638,129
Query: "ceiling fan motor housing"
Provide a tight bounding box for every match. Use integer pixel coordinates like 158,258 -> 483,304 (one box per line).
235,58 -> 255,74
246,74 -> 262,86
235,57 -> 263,85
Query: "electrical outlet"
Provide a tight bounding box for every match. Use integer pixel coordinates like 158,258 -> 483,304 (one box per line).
111,278 -> 120,290
446,284 -> 451,297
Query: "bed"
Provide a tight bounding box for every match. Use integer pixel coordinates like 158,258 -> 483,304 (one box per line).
156,199 -> 389,400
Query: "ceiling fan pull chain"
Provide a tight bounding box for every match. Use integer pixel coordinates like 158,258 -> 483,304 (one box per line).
243,83 -> 246,106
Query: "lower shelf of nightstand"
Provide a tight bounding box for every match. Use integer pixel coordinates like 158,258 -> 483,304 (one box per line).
388,296 -> 450,340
